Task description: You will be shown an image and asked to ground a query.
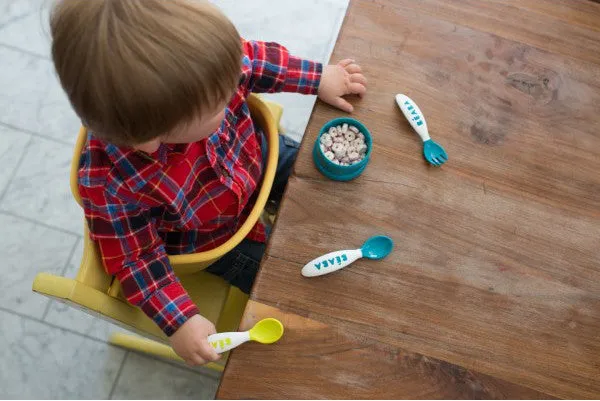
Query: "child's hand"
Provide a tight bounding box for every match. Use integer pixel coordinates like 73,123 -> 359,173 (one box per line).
170,314 -> 220,366
318,59 -> 367,113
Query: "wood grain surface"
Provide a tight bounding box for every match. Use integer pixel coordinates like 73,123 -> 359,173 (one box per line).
218,301 -> 553,399
219,0 -> 600,398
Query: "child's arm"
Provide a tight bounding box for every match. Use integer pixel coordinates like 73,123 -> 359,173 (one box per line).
80,185 -> 219,366
241,39 -> 367,112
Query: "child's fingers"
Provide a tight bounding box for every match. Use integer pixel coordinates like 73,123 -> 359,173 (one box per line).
331,97 -> 354,113
345,63 -> 362,74
201,341 -> 221,361
188,354 -> 207,366
347,82 -> 367,97
350,73 -> 367,86
338,58 -> 355,67
194,351 -> 218,365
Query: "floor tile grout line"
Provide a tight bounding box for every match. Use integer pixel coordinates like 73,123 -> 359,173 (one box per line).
107,351 -> 220,398
0,11 -> 33,31
0,134 -> 33,204
0,209 -> 82,237
0,121 -> 75,147
0,305 -> 109,344
0,42 -> 50,60
60,236 -> 82,276
40,237 -> 82,321
108,350 -> 129,400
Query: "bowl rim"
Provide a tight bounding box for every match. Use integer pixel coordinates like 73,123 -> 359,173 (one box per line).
315,117 -> 373,168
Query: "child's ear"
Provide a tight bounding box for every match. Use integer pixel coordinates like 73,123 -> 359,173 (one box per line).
134,138 -> 161,154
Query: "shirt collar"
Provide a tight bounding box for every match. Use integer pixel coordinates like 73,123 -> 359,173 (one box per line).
103,141 -> 164,192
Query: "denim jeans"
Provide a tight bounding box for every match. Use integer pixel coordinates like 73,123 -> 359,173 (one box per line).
205,133 -> 299,294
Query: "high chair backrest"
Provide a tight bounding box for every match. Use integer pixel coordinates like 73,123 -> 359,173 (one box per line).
33,94 -> 282,348
70,93 -> 281,275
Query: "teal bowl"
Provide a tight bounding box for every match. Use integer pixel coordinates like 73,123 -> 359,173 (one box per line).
313,117 -> 372,181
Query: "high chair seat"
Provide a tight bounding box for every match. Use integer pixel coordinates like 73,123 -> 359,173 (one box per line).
33,94 -> 283,371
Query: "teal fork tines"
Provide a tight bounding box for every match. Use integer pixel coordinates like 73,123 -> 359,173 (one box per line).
423,139 -> 448,166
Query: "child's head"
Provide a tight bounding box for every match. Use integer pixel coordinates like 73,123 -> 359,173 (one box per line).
50,0 -> 242,148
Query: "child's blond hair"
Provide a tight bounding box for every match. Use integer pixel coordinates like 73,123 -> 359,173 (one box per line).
50,0 -> 242,145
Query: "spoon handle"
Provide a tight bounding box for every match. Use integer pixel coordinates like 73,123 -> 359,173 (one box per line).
207,331 -> 251,353
302,249 -> 363,277
395,94 -> 430,142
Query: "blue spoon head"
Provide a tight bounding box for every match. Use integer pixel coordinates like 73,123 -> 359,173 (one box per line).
423,140 -> 448,166
361,235 -> 394,260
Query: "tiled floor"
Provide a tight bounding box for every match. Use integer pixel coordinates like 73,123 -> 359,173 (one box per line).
0,0 -> 348,399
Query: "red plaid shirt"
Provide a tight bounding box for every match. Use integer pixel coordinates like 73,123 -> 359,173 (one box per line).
79,40 -> 322,336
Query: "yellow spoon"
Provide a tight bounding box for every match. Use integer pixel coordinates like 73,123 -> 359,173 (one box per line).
207,318 -> 284,353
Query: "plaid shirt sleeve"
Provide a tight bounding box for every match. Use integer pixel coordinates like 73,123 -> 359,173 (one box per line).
242,39 -> 323,95
80,184 -> 199,337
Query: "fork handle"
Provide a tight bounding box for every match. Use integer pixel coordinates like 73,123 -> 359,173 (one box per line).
396,94 -> 430,142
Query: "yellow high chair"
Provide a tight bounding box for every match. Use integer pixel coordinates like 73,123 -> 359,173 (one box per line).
32,94 -> 283,372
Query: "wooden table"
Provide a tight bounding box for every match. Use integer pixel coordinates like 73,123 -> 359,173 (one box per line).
218,0 -> 600,398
